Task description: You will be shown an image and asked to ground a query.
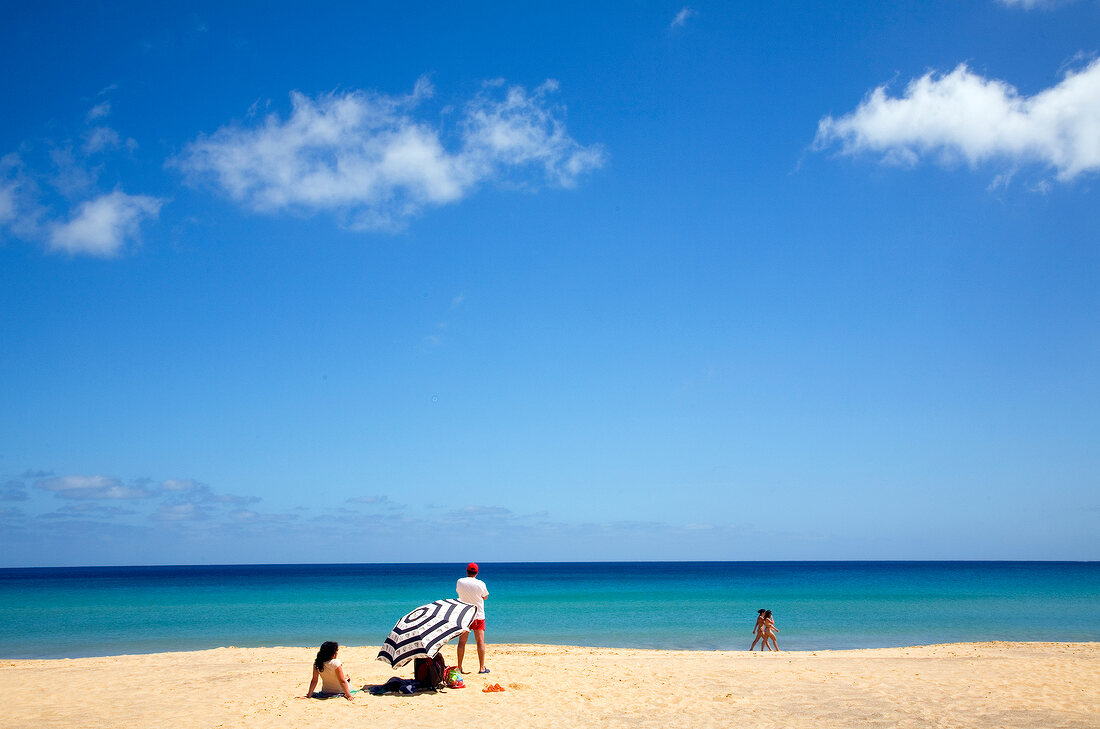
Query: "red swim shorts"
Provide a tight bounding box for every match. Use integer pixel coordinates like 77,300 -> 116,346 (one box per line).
470,619 -> 485,631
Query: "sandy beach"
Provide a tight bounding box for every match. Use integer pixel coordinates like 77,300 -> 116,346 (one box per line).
2,642 -> 1097,729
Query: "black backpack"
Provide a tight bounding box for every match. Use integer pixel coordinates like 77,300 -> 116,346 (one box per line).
413,654 -> 447,689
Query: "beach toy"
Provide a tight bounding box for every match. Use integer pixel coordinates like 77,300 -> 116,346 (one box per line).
481,682 -> 505,692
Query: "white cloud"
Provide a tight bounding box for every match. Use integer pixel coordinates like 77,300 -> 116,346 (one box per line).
447,505 -> 514,519
48,147 -> 98,197
347,495 -> 392,505
36,475 -> 158,500
82,127 -> 122,154
86,102 -> 111,121
814,58 -> 1100,181
0,181 -> 15,225
461,80 -> 605,188
40,503 -> 136,519
0,154 -> 44,237
161,478 -> 202,492
160,478 -> 258,505
47,190 -> 162,256
228,508 -> 297,523
152,502 -> 209,521
2,97 -> 161,257
1,480 -> 28,502
671,7 -> 696,28
175,78 -> 604,230
996,0 -> 1071,8
23,470 -> 268,530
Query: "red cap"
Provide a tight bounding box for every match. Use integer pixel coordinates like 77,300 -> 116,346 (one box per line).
467,562 -> 479,574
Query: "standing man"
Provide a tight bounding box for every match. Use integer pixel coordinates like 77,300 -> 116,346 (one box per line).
456,562 -> 490,675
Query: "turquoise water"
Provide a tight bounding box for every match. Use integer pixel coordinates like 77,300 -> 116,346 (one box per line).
0,562 -> 1096,658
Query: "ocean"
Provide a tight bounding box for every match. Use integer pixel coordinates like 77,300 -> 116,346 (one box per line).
0,561 -> 1097,658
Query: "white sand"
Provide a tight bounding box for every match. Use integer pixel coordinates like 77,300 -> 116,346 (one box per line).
2,642 -> 1097,728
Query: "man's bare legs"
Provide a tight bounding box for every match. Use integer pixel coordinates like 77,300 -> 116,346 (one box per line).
457,631 -> 469,673
457,628 -> 487,674
473,628 -> 486,672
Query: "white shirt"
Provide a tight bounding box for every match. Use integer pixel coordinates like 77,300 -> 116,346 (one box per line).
320,658 -> 345,694
456,576 -> 489,620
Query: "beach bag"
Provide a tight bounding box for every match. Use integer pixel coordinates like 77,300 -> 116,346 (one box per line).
414,654 -> 447,689
444,665 -> 465,688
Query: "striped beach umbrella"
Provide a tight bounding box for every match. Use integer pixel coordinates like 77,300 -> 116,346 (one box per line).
377,598 -> 476,668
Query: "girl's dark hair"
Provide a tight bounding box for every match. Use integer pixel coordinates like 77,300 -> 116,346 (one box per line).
758,609 -> 766,615
764,610 -> 773,618
314,641 -> 339,672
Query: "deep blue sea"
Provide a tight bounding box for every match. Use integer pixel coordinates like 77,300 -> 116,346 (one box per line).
0,561 -> 1097,658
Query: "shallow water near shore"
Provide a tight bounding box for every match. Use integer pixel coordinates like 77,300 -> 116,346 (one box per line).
1,561 -> 1097,658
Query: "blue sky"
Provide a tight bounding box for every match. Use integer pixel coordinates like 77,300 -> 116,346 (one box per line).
1,0 -> 1098,566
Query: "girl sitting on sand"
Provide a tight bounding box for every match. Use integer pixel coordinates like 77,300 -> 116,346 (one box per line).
305,641 -> 355,700
763,610 -> 779,651
749,609 -> 767,650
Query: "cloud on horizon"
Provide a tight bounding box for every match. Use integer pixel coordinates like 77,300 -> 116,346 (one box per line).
33,474 -> 258,515
813,58 -> 1100,183
346,495 -> 393,505
1,480 -> 29,502
160,478 -> 259,505
39,503 -> 137,519
3,467 -> 828,564
152,502 -> 212,522
36,475 -> 160,500
174,78 -> 604,231
996,0 -> 1071,7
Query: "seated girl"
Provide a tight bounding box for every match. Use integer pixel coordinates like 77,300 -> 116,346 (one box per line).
305,641 -> 354,700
